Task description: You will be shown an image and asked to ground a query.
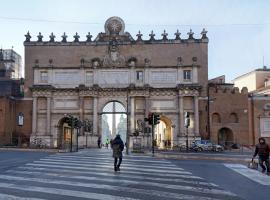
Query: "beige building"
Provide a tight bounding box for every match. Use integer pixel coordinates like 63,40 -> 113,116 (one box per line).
233,67 -> 270,92
24,16 -> 209,149
234,67 -> 270,144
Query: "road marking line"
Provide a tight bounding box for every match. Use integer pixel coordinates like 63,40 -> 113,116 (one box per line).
32,160 -> 188,174
0,182 -> 139,200
39,158 -> 181,170
38,158 -> 185,171
26,163 -> 203,179
49,155 -> 170,164
0,193 -> 45,200
9,169 -> 217,187
224,163 -> 270,186
16,166 -> 204,181
0,174 -> 235,197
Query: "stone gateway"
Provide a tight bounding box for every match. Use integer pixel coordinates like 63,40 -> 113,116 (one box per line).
24,16 -> 209,149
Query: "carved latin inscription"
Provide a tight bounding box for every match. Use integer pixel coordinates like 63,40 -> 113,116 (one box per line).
99,71 -> 129,85
150,71 -> 177,84
151,100 -> 175,108
54,72 -> 80,84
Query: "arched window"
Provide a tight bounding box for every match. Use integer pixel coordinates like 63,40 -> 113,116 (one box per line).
229,113 -> 238,123
212,113 -> 221,123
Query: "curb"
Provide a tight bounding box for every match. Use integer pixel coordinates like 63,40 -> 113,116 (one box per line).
145,152 -> 251,163
0,148 -> 59,153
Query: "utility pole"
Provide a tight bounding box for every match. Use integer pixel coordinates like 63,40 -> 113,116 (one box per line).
126,90 -> 130,155
152,114 -> 155,156
184,112 -> 190,152
70,116 -> 74,152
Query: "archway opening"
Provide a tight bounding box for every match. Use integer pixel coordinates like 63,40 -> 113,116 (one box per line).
101,101 -> 127,146
57,117 -> 72,149
218,127 -> 233,148
154,116 -> 172,149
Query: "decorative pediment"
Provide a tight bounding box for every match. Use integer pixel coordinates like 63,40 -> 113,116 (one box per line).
103,39 -> 126,67
94,16 -> 134,42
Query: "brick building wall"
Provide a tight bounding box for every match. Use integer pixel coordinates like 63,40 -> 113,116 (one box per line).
208,84 -> 250,146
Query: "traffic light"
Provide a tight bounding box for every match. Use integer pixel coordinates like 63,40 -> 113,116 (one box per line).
153,114 -> 160,125
66,117 -> 72,126
184,111 -> 190,128
147,112 -> 153,125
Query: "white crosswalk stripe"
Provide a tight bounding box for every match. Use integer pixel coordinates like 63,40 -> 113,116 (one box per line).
0,149 -> 241,200
224,163 -> 270,186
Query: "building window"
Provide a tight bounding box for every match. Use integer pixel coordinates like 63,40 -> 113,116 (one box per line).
212,113 -> 221,123
136,71 -> 143,82
183,70 -> 192,81
85,71 -> 93,84
40,71 -> 48,83
229,113 -> 238,123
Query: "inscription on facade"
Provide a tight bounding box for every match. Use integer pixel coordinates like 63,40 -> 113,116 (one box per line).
260,118 -> 270,137
54,72 -> 80,85
54,99 -> 78,108
99,71 -> 129,85
150,71 -> 177,84
151,100 -> 175,108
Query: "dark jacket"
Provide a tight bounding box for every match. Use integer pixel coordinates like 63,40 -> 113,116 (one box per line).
253,139 -> 270,158
111,136 -> 124,158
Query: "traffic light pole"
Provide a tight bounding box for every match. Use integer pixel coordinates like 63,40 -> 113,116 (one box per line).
152,114 -> 155,157
70,117 -> 74,152
186,127 -> 189,152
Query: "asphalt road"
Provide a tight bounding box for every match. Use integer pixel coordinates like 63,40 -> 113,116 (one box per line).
171,159 -> 270,200
0,150 -> 53,172
0,149 -> 269,200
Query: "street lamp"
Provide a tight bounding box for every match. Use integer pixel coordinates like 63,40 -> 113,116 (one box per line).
207,83 -> 216,140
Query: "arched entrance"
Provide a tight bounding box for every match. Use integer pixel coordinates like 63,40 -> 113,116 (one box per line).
218,127 -> 233,147
56,117 -> 73,149
154,116 -> 172,149
101,101 -> 127,145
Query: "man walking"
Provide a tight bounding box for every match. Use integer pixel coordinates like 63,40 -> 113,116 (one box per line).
111,134 -> 124,172
253,137 -> 270,175
97,136 -> 101,148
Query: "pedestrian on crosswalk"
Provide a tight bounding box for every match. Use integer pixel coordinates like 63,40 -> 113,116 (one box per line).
111,134 -> 124,172
253,137 -> 270,175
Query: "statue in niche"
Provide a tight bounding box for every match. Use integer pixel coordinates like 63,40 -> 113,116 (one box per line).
103,39 -> 125,67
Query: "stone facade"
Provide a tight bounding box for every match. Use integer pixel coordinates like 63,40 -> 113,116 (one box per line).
234,67 -> 270,144
24,16 -> 209,149
208,82 -> 250,147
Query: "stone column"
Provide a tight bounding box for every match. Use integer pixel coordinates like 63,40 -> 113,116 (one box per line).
93,97 -> 98,136
46,97 -> 51,135
144,96 -> 150,148
130,97 -> 135,135
178,96 -> 184,137
194,96 -> 199,136
193,66 -> 198,83
79,96 -> 84,135
32,97 -> 37,135
112,102 -> 116,138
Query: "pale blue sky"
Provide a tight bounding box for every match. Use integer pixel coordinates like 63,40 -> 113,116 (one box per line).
0,0 -> 269,82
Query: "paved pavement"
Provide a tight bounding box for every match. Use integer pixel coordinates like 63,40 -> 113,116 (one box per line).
146,150 -> 253,163
0,149 -> 242,200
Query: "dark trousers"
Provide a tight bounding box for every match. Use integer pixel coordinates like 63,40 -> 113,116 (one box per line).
114,157 -> 122,167
259,157 -> 270,172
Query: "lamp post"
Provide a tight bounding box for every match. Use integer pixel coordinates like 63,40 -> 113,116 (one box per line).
207,83 -> 216,140
126,90 -> 130,155
207,83 -> 210,139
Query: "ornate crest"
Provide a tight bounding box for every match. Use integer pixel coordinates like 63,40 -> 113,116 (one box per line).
103,39 -> 125,67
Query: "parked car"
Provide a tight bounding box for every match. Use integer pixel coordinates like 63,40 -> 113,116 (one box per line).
192,140 -> 224,152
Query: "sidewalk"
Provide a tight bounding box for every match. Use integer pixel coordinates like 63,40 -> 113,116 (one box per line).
0,147 -> 59,153
144,149 -> 254,163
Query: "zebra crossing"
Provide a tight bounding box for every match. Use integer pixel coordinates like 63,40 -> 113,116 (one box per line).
0,149 -> 241,200
224,163 -> 270,186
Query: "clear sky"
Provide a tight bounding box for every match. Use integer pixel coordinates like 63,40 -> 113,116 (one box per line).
0,0 -> 269,82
